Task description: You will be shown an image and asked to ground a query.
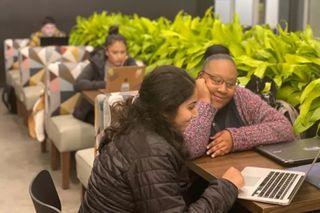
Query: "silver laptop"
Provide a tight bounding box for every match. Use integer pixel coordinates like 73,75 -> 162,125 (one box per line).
255,138 -> 320,166
238,147 -> 320,205
288,162 -> 320,189
105,65 -> 145,93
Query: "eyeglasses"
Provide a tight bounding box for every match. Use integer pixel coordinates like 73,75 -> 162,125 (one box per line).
202,71 -> 239,89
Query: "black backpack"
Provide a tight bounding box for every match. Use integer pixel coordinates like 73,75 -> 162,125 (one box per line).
245,75 -> 300,127
2,84 -> 17,113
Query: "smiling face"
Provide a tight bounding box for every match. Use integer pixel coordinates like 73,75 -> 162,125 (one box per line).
173,88 -> 198,132
105,41 -> 128,67
202,59 -> 237,110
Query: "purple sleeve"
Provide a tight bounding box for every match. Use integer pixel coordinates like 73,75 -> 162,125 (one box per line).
183,101 -> 216,159
229,87 -> 295,151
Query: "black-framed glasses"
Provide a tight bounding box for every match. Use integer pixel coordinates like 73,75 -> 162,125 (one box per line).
202,71 -> 239,89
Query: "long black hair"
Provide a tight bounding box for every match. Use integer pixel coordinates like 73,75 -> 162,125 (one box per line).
99,65 -> 195,157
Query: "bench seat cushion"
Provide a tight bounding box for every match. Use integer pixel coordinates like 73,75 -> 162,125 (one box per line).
47,115 -> 95,152
22,85 -> 44,111
75,148 -> 95,189
6,69 -> 19,86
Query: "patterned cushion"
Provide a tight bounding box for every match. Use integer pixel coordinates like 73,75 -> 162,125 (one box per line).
46,61 -> 89,117
4,38 -> 30,72
19,45 -> 93,87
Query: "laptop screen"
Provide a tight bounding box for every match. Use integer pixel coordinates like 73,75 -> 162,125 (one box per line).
40,37 -> 69,46
105,65 -> 145,93
255,138 -> 320,167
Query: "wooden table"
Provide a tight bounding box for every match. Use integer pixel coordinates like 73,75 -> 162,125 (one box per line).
188,151 -> 320,213
82,90 -> 102,105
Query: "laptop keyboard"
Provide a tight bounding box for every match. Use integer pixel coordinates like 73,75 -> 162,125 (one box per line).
252,171 -> 299,199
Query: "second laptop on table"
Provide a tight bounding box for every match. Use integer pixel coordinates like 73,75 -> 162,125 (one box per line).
104,65 -> 145,93
255,137 -> 320,167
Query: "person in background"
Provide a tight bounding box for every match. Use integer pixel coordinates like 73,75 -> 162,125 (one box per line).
79,65 -> 244,213
184,54 -> 295,159
73,25 -> 136,124
29,16 -> 65,47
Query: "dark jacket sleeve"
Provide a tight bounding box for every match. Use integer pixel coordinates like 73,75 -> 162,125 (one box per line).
74,63 -> 105,91
128,155 -> 238,213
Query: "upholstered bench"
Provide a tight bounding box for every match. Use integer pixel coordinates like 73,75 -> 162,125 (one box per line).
75,148 -> 95,197
45,62 -> 95,189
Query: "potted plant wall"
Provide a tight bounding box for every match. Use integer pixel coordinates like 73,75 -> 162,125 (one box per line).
236,25 -> 320,136
69,9 -> 320,137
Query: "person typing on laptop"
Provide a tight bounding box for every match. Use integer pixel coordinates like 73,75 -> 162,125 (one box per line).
184,53 -> 295,159
73,25 -> 136,124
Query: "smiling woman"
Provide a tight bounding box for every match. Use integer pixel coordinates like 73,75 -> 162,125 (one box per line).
184,53 -> 295,159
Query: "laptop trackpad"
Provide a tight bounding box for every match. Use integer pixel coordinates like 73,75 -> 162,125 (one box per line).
244,176 -> 261,187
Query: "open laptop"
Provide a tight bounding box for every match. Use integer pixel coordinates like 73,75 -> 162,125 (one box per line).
105,65 -> 145,93
288,162 -> 320,189
40,37 -> 69,46
255,138 -> 320,167
238,147 -> 320,205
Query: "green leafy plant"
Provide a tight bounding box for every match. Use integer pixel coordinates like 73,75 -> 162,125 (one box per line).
236,25 -> 320,135
69,9 -> 320,136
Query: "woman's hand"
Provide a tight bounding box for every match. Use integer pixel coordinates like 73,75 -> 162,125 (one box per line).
206,130 -> 233,158
222,167 -> 244,190
196,78 -> 211,104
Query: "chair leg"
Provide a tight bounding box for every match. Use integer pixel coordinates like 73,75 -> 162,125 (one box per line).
61,152 -> 70,189
41,140 -> 47,153
81,185 -> 86,200
16,98 -> 24,118
50,141 -> 59,170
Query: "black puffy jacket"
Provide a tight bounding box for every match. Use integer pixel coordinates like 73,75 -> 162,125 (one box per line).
79,126 -> 238,213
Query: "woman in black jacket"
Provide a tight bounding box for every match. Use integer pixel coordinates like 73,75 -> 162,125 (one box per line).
73,26 -> 136,124
79,65 -> 244,213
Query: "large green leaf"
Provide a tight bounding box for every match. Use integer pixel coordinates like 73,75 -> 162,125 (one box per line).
300,78 -> 320,102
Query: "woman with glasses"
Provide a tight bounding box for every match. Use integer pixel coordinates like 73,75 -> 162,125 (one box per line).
184,54 -> 294,159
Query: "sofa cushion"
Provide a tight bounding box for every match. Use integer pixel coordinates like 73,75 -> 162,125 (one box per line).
12,77 -> 24,102
47,114 -> 95,152
22,84 -> 44,111
75,148 -> 95,189
6,69 -> 19,86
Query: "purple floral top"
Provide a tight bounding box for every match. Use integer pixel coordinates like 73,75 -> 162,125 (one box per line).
184,86 -> 295,159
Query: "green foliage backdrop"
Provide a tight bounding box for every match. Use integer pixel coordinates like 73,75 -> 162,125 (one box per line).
69,9 -> 320,136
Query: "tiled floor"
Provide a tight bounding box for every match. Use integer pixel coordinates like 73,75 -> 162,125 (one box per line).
0,88 -> 81,212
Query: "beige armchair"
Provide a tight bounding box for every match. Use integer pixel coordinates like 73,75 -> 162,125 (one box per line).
45,61 -> 95,189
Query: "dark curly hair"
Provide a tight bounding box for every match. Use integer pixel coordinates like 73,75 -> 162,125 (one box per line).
99,65 -> 195,157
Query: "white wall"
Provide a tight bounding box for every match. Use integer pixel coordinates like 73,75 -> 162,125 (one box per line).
215,0 -> 259,25
265,0 -> 279,29
235,0 -> 259,26
308,0 -> 320,37
214,0 -> 234,23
